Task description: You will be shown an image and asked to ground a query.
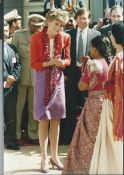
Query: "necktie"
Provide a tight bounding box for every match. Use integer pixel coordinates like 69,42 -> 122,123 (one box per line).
77,31 -> 84,64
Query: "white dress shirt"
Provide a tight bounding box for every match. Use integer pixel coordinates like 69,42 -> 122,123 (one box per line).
50,39 -> 54,59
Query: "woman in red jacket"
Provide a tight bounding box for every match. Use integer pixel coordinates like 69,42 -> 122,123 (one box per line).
30,9 -> 70,173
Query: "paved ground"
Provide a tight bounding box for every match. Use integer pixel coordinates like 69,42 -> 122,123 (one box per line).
4,145 -> 69,175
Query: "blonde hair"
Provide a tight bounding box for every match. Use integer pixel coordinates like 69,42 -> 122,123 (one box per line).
46,8 -> 69,26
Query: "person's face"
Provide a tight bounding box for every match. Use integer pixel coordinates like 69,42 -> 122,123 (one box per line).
66,19 -> 75,29
76,12 -> 90,29
110,9 -> 123,23
90,46 -> 100,59
4,25 -> 9,41
98,19 -> 103,27
47,20 -> 64,35
13,19 -> 22,30
90,46 -> 96,58
29,22 -> 43,34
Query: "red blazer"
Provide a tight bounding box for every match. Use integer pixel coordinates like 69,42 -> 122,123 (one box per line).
30,31 -> 71,70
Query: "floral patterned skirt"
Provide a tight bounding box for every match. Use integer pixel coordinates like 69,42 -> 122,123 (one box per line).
62,91 -> 104,174
89,98 -> 123,174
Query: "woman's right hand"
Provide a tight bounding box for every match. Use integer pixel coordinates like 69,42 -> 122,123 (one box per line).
51,55 -> 65,68
53,59 -> 64,67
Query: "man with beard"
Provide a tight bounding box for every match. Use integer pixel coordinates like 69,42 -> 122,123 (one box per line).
4,9 -> 22,43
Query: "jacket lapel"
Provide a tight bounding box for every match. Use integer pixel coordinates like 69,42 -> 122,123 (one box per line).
86,28 -> 92,55
6,43 -> 15,73
72,28 -> 77,59
4,43 -> 10,67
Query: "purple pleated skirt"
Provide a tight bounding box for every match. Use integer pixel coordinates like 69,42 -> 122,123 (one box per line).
33,69 -> 66,120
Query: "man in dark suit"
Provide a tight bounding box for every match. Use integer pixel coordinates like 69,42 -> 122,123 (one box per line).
60,8 -> 100,144
4,21 -> 21,150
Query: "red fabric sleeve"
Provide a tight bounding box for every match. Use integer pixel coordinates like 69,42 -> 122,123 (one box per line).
104,80 -> 115,91
104,65 -> 115,91
81,66 -> 90,84
30,34 -> 43,70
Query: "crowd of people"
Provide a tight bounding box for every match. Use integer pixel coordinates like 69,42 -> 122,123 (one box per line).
3,0 -> 123,174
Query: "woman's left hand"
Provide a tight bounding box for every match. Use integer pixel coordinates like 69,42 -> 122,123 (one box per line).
54,55 -> 65,68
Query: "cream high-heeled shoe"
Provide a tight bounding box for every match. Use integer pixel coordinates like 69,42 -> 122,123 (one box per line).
41,160 -> 49,173
50,158 -> 63,170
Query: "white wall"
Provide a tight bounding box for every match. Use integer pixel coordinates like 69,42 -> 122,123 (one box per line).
90,0 -> 104,22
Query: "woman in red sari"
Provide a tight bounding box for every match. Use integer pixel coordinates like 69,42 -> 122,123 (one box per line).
30,9 -> 70,173
90,21 -> 123,174
62,35 -> 110,174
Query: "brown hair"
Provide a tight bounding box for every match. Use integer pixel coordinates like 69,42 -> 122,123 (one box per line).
110,5 -> 123,15
75,8 -> 91,19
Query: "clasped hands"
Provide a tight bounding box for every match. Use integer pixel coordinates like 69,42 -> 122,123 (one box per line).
4,75 -> 16,88
50,55 -> 65,68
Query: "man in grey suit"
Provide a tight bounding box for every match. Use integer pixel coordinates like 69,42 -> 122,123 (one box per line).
12,14 -> 45,145
60,8 -> 100,144
4,21 -> 21,150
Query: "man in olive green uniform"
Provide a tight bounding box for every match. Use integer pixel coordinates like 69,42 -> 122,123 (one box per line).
12,14 -> 45,144
4,9 -> 22,43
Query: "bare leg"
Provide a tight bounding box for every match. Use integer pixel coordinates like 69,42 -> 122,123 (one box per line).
38,120 -> 49,161
49,119 -> 63,167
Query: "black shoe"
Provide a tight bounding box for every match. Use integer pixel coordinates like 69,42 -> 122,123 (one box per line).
6,142 -> 20,150
15,139 -> 23,146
